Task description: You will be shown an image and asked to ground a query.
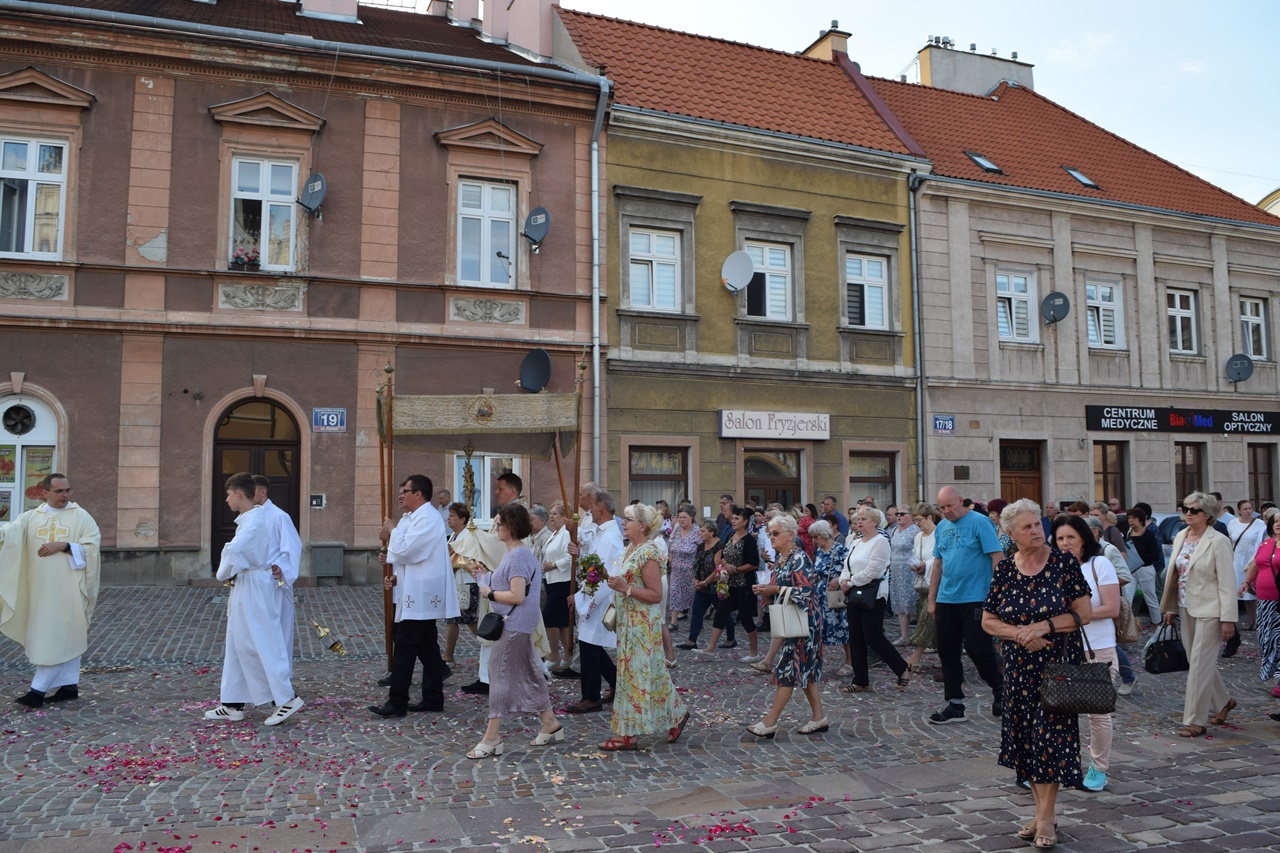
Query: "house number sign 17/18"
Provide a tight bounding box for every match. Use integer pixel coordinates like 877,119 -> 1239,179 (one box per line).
312,408 -> 347,433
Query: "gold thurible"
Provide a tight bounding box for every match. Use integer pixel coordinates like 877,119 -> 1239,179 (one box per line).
312,619 -> 347,656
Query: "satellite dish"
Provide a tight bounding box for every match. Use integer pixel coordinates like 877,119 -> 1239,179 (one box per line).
721,251 -> 754,293
1041,291 -> 1070,325
298,173 -> 326,218
522,206 -> 550,253
1226,353 -> 1254,384
516,348 -> 552,393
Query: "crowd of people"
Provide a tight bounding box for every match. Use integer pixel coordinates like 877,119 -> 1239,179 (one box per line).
5,470 -> 1280,848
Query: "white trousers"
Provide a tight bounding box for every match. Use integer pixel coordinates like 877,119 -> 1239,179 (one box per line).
1084,646 -> 1120,772
1132,566 -> 1161,624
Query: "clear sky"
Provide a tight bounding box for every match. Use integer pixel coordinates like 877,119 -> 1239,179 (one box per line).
559,0 -> 1279,206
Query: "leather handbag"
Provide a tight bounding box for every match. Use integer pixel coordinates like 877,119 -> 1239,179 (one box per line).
476,611 -> 504,641
1114,598 -> 1141,644
1144,621 -> 1190,674
826,588 -> 847,609
601,602 -> 617,633
768,587 -> 809,638
845,579 -> 881,610
1040,611 -> 1117,715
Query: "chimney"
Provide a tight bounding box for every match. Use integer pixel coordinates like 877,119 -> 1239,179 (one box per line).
298,0 -> 360,24
917,40 -> 1033,95
801,20 -> 850,60
486,0 -> 557,59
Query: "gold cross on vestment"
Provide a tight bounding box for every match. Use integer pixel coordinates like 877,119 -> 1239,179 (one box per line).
36,517 -> 70,545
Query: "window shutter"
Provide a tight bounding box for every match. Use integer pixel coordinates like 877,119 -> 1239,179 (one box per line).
747,271 -> 766,317
847,283 -> 865,326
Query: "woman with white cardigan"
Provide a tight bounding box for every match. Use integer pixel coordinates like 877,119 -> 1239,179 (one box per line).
838,507 -> 910,693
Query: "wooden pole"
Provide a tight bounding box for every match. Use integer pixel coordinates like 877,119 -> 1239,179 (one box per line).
382,363 -> 396,674
563,354 -> 589,664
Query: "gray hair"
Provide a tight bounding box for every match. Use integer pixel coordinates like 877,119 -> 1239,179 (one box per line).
596,490 -> 616,515
767,513 -> 799,536
1184,491 -> 1218,518
1084,515 -> 1104,534
529,504 -> 549,523
809,519 -> 833,540
999,498 -> 1042,532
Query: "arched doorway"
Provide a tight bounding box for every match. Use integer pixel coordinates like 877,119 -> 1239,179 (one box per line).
0,394 -> 60,522
211,398 -> 300,571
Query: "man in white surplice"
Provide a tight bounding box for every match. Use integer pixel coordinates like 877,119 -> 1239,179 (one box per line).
369,474 -> 459,717
0,473 -> 100,709
563,490 -> 625,713
251,474 -> 302,677
208,472 -> 303,726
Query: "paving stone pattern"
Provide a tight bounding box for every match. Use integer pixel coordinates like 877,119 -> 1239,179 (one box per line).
0,587 -> 1278,852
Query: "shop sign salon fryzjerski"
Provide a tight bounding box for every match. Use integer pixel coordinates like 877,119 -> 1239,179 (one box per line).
719,409 -> 830,440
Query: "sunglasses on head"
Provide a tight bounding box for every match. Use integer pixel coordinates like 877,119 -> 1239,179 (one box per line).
1178,506 -> 1205,516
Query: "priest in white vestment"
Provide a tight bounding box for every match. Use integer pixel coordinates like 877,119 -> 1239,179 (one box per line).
0,473 -> 100,709
251,475 -> 302,677
369,474 -> 459,717
208,473 -> 303,726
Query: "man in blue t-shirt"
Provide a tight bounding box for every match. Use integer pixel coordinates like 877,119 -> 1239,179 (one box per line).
928,486 -> 1004,725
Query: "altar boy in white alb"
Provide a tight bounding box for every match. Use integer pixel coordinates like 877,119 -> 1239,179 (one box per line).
0,473 -> 100,709
207,472 -> 303,726
251,474 -> 302,678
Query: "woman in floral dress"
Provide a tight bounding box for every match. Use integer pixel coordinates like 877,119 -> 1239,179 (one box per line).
982,499 -> 1093,851
745,514 -> 827,737
812,520 -> 850,677
601,503 -> 690,751
887,508 -> 921,645
667,505 -> 699,626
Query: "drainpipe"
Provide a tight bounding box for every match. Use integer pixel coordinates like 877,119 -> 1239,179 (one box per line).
588,78 -> 608,484
909,171 -> 930,502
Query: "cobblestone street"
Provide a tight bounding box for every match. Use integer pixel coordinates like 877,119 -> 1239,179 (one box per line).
1,587 -> 1277,852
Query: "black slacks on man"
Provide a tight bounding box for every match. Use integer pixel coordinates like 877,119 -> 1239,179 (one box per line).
579,641 -> 616,702
388,618 -> 444,710
934,601 -> 1003,705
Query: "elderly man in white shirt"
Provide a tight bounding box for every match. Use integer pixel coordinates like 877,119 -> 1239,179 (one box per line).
369,475 -> 459,718
562,490 -> 625,712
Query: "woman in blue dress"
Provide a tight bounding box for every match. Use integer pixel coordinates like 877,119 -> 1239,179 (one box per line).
811,520 -> 850,678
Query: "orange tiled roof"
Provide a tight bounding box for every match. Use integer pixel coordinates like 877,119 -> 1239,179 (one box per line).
868,77 -> 1280,227
556,8 -> 913,156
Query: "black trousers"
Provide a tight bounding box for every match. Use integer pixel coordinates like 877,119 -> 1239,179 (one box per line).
934,601 -> 1003,703
848,599 -> 908,686
579,641 -> 616,702
388,618 -> 444,710
712,585 -> 757,632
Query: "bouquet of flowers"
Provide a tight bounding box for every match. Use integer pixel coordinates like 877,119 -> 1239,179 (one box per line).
714,565 -> 731,600
231,245 -> 261,265
578,553 -> 607,595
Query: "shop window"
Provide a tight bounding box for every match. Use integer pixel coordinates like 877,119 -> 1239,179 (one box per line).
845,253 -> 888,329
1241,297 -> 1268,360
628,447 -> 688,506
457,180 -> 516,287
1086,280 -> 1123,349
1092,441 -> 1126,505
996,271 -> 1036,342
1174,442 -> 1204,500
0,137 -> 67,259
847,452 -> 895,511
627,229 -> 680,310
230,157 -> 297,271
1249,443 -> 1276,504
1167,289 -> 1198,354
452,452 -> 522,528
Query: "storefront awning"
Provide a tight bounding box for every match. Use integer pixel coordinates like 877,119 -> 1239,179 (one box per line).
377,391 -> 579,461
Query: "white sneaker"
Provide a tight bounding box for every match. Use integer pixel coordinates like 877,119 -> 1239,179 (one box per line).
204,704 -> 245,722
1117,677 -> 1135,696
740,653 -> 765,664
264,696 -> 304,726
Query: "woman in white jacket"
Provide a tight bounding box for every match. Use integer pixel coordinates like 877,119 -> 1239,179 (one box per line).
838,507 -> 910,693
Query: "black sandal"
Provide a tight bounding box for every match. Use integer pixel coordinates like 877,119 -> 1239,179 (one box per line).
896,673 -> 910,691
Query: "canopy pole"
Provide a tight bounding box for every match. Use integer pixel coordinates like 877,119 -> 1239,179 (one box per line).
382,362 -> 396,674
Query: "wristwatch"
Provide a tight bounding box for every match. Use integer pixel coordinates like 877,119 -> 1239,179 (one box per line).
487,589 -> 496,601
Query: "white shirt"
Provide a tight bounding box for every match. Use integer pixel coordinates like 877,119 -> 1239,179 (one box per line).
386,503 -> 459,622
840,535 -> 890,589
574,517 -> 625,648
913,529 -> 936,584
1080,555 -> 1119,650
542,525 -> 572,584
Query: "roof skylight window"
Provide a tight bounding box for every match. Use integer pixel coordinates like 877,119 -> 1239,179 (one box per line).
1063,166 -> 1099,189
964,151 -> 1003,174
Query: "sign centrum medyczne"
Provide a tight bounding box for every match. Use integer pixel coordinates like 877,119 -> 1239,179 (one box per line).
1086,406 -> 1280,434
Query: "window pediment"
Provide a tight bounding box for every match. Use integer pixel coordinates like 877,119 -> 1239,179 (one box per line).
0,67 -> 94,110
435,118 -> 542,159
209,92 -> 324,133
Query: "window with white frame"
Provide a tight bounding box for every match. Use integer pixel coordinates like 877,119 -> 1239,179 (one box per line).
230,157 -> 297,270
452,453 -> 523,529
1241,297 -> 1268,360
458,180 -> 516,287
845,253 -> 888,329
1086,280 -> 1123,348
0,137 -> 67,259
745,242 -> 791,320
1167,289 -> 1198,354
995,271 -> 1034,342
627,228 -> 679,310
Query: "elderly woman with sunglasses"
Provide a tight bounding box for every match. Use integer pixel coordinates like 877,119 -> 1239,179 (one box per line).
839,506 -> 910,693
1159,492 -> 1239,737
744,513 -> 827,737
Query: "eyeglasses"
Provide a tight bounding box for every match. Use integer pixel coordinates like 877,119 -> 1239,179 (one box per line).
398,488 -> 417,496
895,512 -> 910,517
1179,506 -> 1205,516
767,530 -> 784,537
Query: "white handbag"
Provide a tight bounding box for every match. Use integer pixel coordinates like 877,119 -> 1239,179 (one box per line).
769,587 -> 810,638
826,588 -> 847,609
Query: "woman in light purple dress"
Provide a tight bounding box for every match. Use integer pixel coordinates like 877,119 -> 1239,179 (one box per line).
667,505 -> 699,624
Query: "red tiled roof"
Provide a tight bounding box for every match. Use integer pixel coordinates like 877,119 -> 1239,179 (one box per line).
868,77 -> 1280,227
9,0 -> 540,66
556,8 -> 913,156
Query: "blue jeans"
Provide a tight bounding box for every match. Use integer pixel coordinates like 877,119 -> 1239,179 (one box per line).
1116,645 -> 1135,684
686,590 -> 733,644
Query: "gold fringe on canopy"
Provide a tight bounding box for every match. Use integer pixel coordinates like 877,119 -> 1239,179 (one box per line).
376,390 -> 579,461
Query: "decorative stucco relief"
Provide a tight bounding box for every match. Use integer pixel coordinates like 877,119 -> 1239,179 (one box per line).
449,297 -> 525,324
0,272 -> 69,301
218,282 -> 304,312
